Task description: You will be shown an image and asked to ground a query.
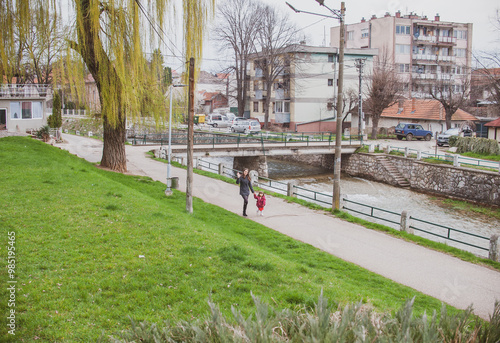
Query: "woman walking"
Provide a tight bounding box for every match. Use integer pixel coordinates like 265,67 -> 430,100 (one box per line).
236,168 -> 254,216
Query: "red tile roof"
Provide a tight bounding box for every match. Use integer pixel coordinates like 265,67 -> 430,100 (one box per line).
485,117 -> 500,127
381,99 -> 477,121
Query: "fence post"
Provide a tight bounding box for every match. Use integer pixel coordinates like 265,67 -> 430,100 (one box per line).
400,211 -> 413,234
404,147 -> 408,158
369,144 -> 374,153
194,158 -> 199,169
218,163 -> 224,175
287,180 -> 297,197
489,234 -> 500,262
417,151 -> 422,161
498,161 -> 500,174
386,146 -> 392,154
453,155 -> 459,167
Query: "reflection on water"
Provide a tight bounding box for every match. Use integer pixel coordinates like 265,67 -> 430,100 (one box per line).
202,156 -> 499,257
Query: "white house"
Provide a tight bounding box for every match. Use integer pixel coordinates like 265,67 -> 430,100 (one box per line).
247,44 -> 377,132
0,84 -> 51,133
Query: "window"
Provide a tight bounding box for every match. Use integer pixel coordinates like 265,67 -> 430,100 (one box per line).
396,25 -> 410,35
274,101 -> 290,113
346,31 -> 354,41
32,102 -> 42,119
441,47 -> 449,56
361,28 -> 369,38
253,101 -> 259,112
441,29 -> 450,37
10,102 -> 20,119
399,64 -> 410,73
253,81 -> 259,91
396,44 -> 410,54
454,48 -> 466,57
328,79 -> 334,86
454,30 -> 467,39
328,54 -> 334,62
22,102 -> 32,119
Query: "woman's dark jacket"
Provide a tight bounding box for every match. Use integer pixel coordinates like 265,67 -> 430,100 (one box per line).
236,176 -> 254,196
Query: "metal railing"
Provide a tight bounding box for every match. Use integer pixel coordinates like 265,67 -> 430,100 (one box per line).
364,144 -> 500,172
169,155 -> 494,256
409,216 -> 489,252
130,131 -> 364,147
0,84 -> 51,98
342,198 -> 490,253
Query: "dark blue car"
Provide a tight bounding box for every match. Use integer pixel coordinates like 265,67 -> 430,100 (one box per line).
395,123 -> 433,141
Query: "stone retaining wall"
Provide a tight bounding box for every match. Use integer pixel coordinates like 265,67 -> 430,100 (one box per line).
345,153 -> 500,206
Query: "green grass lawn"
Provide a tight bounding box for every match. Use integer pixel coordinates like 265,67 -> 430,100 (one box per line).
0,137 -> 468,342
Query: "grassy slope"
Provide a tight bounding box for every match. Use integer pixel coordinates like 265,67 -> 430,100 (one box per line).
0,137 -> 458,342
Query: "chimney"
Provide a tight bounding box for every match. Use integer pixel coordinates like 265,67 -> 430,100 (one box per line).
384,12 -> 391,17
371,14 -> 377,20
411,98 -> 416,112
422,15 -> 428,20
361,17 -> 366,23
435,13 -> 440,21
395,10 -> 401,18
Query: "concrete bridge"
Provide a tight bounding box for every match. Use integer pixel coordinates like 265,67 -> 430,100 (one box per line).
156,141 -> 362,177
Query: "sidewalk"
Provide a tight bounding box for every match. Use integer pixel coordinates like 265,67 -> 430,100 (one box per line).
57,134 -> 500,320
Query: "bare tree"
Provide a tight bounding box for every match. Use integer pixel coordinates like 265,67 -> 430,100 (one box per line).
414,64 -> 470,130
254,5 -> 298,129
473,51 -> 500,113
214,0 -> 262,117
365,55 -> 403,139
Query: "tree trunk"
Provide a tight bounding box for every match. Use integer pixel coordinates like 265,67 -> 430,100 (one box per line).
371,115 -> 379,139
101,114 -> 127,173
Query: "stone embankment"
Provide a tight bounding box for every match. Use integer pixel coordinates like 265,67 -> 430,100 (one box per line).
345,153 -> 500,206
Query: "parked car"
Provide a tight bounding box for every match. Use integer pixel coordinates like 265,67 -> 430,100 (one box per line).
437,127 -> 473,146
395,123 -> 433,141
230,116 -> 246,127
206,114 -> 230,128
231,120 -> 261,134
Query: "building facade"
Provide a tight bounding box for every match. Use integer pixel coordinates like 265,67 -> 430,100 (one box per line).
0,84 -> 50,133
331,11 -> 473,99
247,44 -> 377,132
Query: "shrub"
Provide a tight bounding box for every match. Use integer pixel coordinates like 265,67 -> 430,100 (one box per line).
35,125 -> 51,141
109,294 -> 500,342
449,135 -> 459,147
456,137 -> 500,155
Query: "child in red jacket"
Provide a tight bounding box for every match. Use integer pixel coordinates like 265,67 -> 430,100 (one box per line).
254,191 -> 266,216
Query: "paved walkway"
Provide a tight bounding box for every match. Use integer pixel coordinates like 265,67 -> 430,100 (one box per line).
57,134 -> 500,320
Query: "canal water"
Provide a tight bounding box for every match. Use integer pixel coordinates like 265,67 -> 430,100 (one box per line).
203,156 -> 499,257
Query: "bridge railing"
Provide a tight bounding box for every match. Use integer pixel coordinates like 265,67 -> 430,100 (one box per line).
130,131 -> 364,147
191,156 -> 495,259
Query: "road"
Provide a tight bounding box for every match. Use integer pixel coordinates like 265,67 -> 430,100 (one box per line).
56,133 -> 500,320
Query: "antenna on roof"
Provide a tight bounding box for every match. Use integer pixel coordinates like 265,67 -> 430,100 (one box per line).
322,26 -> 326,47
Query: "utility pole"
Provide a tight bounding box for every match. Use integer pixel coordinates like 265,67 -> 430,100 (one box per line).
355,58 -> 366,140
286,0 -> 346,211
186,58 -> 195,214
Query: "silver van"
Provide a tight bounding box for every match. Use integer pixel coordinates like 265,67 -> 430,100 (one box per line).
206,114 -> 230,128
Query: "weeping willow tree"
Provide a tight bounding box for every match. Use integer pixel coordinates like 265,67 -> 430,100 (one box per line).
1,0 -> 214,172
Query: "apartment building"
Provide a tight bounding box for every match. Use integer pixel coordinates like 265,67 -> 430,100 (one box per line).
247,44 -> 376,132
331,11 -> 473,99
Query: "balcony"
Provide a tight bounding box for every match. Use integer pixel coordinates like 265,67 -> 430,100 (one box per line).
275,112 -> 290,123
437,36 -> 457,44
412,73 -> 436,80
275,88 -> 290,100
412,54 -> 455,63
0,84 -> 51,98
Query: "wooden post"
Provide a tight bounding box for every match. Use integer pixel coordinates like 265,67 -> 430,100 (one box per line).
490,235 -> 500,262
186,58 -> 195,214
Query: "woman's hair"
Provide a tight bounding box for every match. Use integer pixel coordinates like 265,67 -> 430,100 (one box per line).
244,168 -> 251,182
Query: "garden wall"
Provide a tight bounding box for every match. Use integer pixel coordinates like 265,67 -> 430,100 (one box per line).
345,153 -> 500,206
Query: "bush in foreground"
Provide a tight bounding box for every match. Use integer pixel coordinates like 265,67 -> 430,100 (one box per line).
109,293 -> 500,343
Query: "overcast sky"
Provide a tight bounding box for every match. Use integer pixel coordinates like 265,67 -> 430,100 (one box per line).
199,0 -> 499,71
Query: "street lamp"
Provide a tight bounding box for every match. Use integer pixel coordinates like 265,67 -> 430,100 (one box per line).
165,83 -> 187,196
286,0 -> 345,210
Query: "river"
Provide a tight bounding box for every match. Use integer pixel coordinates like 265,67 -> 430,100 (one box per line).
201,156 -> 499,257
